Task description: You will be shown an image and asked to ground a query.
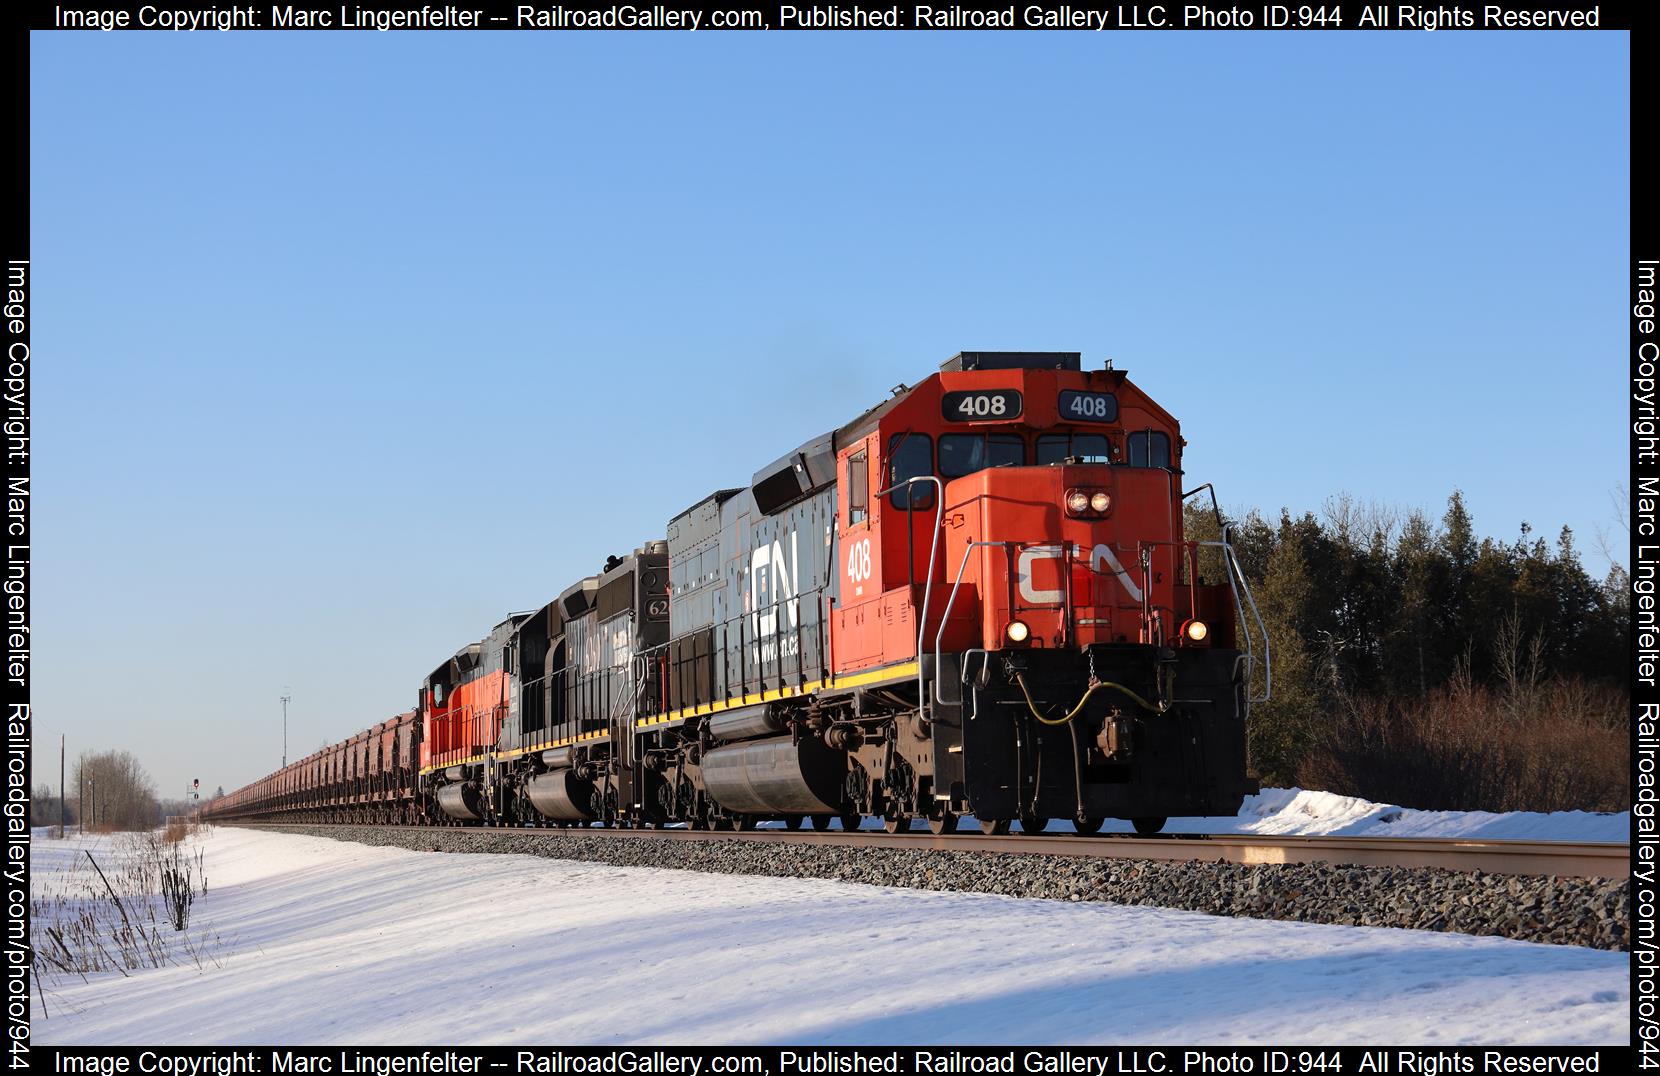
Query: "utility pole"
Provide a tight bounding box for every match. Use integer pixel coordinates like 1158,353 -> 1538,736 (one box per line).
58,735 -> 64,839
281,690 -> 292,768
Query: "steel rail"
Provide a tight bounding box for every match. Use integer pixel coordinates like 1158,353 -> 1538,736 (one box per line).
237,822 -> 1629,880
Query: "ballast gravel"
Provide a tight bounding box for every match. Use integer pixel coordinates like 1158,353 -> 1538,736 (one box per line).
249,824 -> 1629,951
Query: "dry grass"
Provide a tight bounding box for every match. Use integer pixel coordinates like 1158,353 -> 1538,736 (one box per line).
1300,676 -> 1628,813
31,828 -> 225,1000
162,817 -> 206,844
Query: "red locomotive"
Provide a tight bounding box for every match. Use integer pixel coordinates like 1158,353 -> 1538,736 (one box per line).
206,352 -> 1268,836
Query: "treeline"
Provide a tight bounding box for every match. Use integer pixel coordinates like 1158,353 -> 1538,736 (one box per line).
29,750 -> 165,831
1193,491 -> 1629,812
33,753 -> 219,832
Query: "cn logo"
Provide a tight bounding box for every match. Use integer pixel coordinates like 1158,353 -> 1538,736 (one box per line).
751,531 -> 801,636
1016,544 -> 1144,605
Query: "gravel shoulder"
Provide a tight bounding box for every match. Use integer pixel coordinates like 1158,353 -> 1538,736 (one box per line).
245,824 -> 1629,951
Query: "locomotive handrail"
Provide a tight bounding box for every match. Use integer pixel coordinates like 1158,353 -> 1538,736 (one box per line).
874,474 -> 944,713
1199,531 -> 1272,705
631,582 -> 829,720
1182,482 -> 1226,535
1182,483 -> 1271,704
933,540 -> 1012,707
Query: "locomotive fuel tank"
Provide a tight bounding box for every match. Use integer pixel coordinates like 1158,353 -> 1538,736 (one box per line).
701,735 -> 847,815
706,704 -> 786,743
436,782 -> 483,821
526,768 -> 597,821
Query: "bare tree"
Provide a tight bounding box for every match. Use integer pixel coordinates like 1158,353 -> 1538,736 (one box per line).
73,751 -> 160,831
1493,609 -> 1545,720
1594,482 -> 1629,572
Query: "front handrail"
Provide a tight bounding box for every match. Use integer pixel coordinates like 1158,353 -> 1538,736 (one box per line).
933,540 -> 1011,706
1199,529 -> 1272,705
1183,482 -> 1271,706
874,474 -> 945,713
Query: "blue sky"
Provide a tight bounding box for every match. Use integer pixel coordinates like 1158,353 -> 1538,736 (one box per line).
30,30 -> 1629,798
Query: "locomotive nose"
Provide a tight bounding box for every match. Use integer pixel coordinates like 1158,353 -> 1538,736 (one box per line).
963,461 -> 1175,650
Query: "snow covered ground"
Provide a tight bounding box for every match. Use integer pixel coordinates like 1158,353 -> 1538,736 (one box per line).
33,826 -> 1628,1046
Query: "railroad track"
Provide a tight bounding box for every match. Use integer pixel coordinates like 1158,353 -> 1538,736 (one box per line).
241,822 -> 1629,879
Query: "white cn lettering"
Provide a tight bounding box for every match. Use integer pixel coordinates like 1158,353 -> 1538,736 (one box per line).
1015,543 -> 1145,606
1016,545 -> 1066,604
1086,543 -> 1144,603
751,531 -> 801,636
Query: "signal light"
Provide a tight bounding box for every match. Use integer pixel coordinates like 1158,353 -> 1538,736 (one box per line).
1090,491 -> 1112,513
1182,619 -> 1210,645
1006,620 -> 1031,644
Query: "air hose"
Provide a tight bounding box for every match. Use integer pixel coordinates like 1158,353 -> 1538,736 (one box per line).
1012,671 -> 1168,726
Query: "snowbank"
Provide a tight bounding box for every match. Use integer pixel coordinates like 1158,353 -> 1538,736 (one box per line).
1153,787 -> 1630,841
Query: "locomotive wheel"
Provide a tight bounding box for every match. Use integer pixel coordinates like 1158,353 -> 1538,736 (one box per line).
1017,815 -> 1050,835
1132,817 -> 1167,836
927,810 -> 958,836
979,818 -> 1011,836
882,814 -> 912,834
808,814 -> 833,831
838,812 -> 862,832
1073,817 -> 1105,835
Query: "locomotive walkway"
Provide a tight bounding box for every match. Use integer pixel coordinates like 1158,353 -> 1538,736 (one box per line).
246,823 -> 1628,879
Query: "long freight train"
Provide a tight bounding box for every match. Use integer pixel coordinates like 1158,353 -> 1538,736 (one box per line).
205,352 -> 1269,836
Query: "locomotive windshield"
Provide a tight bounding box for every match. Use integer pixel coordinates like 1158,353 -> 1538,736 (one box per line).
1036,432 -> 1111,465
939,433 -> 1024,479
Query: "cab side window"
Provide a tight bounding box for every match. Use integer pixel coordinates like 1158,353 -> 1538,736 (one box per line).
1127,431 -> 1172,469
847,450 -> 869,525
887,434 -> 935,510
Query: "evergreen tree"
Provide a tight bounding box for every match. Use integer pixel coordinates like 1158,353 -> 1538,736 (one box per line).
1243,511 -> 1324,785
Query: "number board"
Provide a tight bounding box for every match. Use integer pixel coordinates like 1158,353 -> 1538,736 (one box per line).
941,389 -> 1023,423
1057,390 -> 1118,423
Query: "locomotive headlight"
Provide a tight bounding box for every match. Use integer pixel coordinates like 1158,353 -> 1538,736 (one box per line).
1005,620 -> 1031,644
1183,619 -> 1210,644
1065,490 -> 1091,515
1090,491 -> 1112,513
